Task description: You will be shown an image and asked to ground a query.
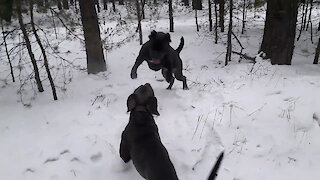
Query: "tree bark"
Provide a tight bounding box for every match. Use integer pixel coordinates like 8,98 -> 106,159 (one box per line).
195,10 -> 199,31
57,0 -> 63,10
214,1 -> 218,44
141,0 -> 145,19
135,0 -> 143,45
29,0 -> 58,100
112,0 -> 116,12
314,37 -> 320,64
79,0 -> 107,74
0,0 -> 14,22
16,1 -> 44,92
260,0 -> 298,65
63,0 -> 69,9
219,0 -> 224,32
225,0 -> 232,66
192,0 -> 202,10
208,0 -> 212,31
103,0 -> 107,10
241,0 -> 246,34
183,0 -> 189,6
169,0 -> 174,32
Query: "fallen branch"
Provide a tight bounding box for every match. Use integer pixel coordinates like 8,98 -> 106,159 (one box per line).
232,51 -> 256,63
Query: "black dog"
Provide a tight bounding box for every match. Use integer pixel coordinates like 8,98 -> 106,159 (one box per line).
130,31 -> 188,90
120,84 -> 223,180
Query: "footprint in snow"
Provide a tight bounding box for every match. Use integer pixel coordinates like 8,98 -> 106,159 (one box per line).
90,152 -> 103,162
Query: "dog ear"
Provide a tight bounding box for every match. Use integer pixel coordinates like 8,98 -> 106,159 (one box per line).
165,33 -> 171,43
149,30 -> 157,40
146,97 -> 160,116
127,94 -> 137,112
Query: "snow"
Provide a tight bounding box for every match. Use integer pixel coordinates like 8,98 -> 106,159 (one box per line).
1,3 -> 320,180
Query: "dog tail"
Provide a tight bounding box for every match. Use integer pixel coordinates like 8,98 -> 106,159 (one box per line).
207,152 -> 224,180
175,36 -> 184,53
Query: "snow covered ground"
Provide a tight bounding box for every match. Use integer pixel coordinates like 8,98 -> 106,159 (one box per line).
1,4 -> 320,180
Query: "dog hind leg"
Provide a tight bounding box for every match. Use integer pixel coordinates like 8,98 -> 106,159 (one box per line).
162,68 -> 175,89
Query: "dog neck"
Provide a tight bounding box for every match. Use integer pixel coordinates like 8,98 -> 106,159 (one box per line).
129,107 -> 153,124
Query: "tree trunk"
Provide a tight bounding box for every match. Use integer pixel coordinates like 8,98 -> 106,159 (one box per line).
302,0 -> 309,30
219,0 -> 224,32
1,21 -> 15,82
260,0 -> 298,65
63,0 -> 69,9
141,0 -> 145,19
306,0 -> 312,31
314,37 -> 320,64
16,1 -> 44,92
96,0 -> 101,13
225,0 -> 232,66
192,0 -> 202,10
79,0 -> 107,74
112,0 -> 116,12
57,0 -> 63,10
135,0 -> 143,45
214,1 -> 218,44
0,0 -> 14,22
183,0 -> 189,6
195,10 -> 199,31
103,0 -> 107,10
119,0 -> 124,5
29,0 -> 58,100
208,0 -> 212,31
169,0 -> 174,32
241,0 -> 246,34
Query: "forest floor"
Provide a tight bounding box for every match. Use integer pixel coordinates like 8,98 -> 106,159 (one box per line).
1,3 -> 320,180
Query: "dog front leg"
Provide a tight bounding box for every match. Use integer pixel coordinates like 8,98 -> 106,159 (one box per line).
162,68 -> 175,89
131,54 -> 144,79
120,132 -> 131,163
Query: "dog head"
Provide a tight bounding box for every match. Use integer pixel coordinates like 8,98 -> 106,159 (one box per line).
127,83 -> 160,116
148,30 -> 171,64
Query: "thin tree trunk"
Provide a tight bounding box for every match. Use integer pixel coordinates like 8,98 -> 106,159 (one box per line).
195,10 -> 199,31
169,0 -> 174,32
241,0 -> 246,34
214,1 -> 218,44
112,0 -> 116,12
302,0 -> 309,30
29,0 -> 58,100
141,0 -> 145,19
306,0 -> 312,31
103,0 -> 107,10
225,0 -> 232,66
219,0 -> 224,32
79,0 -> 107,74
16,1 -> 44,92
296,2 -> 305,41
135,0 -> 143,45
96,0 -> 101,13
209,0 -> 212,31
314,37 -> 320,64
1,21 -> 15,82
57,0 -> 63,10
